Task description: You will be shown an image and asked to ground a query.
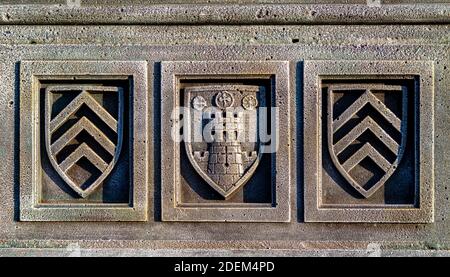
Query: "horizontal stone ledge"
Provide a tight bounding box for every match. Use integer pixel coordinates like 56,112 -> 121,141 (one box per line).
0,239 -> 441,251
2,249 -> 449,257
0,4 -> 449,25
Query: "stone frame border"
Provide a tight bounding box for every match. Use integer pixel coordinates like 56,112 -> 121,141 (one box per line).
303,60 -> 435,223
19,60 -> 149,222
161,61 -> 291,222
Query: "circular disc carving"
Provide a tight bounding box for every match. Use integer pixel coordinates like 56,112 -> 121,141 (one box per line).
192,96 -> 207,111
215,91 -> 234,109
242,95 -> 259,110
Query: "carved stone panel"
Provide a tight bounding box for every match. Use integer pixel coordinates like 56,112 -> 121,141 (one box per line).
184,85 -> 262,199
304,60 -> 434,223
161,61 -> 291,222
19,60 -> 148,221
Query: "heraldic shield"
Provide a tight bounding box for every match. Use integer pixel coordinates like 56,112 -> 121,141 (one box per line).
45,85 -> 123,198
184,85 -> 263,199
327,84 -> 408,198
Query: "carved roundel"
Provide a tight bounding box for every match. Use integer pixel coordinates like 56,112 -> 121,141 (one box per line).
215,91 -> 234,109
192,96 -> 207,111
242,95 -> 259,110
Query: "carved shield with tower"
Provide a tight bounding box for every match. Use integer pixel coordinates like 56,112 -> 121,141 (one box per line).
184,85 -> 263,199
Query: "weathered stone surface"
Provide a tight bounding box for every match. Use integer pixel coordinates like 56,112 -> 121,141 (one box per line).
0,2 -> 449,24
304,60 -> 434,223
19,60 -> 148,221
0,1 -> 448,256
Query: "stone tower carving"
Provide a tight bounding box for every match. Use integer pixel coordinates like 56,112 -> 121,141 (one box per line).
184,85 -> 261,199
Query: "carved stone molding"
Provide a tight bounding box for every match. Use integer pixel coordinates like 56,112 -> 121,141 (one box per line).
161,61 -> 291,222
0,4 -> 448,25
304,60 -> 434,223
19,60 -> 149,222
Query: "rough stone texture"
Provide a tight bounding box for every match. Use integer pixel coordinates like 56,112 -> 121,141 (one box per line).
0,4 -> 449,25
0,2 -> 448,256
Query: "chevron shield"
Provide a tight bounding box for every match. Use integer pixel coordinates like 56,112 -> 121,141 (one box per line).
327,84 -> 408,198
45,85 -> 123,198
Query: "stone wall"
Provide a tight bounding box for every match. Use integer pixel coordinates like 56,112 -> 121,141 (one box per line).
0,1 -> 449,256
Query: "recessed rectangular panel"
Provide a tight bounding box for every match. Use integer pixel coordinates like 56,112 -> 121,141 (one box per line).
20,60 -> 149,222
304,60 -> 434,223
161,61 -> 291,222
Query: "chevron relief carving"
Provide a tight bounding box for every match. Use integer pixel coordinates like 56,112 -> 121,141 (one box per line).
45,85 -> 124,198
327,84 -> 408,198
